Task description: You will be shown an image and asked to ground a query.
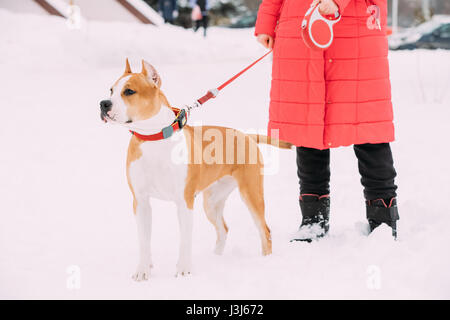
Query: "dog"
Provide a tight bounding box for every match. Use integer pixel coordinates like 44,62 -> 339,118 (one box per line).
100,59 -> 292,281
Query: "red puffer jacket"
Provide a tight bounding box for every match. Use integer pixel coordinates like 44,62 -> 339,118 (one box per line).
255,0 -> 394,149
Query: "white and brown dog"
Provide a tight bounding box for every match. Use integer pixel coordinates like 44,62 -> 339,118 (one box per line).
100,59 -> 291,281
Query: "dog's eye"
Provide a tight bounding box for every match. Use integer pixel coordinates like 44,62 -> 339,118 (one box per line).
110,88 -> 113,95
123,89 -> 136,96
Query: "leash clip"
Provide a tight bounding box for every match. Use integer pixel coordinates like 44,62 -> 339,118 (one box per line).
185,100 -> 201,115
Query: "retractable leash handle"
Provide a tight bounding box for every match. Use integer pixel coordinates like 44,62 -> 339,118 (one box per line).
301,3 -> 341,50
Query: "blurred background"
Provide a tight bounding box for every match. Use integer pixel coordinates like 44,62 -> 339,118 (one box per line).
1,0 -> 449,49
144,0 -> 450,32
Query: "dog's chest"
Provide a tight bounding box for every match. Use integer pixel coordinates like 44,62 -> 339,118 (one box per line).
128,135 -> 188,202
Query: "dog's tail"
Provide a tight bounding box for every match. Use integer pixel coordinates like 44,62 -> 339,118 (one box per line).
247,134 -> 293,150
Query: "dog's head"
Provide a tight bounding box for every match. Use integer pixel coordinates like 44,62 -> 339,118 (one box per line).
100,59 -> 166,125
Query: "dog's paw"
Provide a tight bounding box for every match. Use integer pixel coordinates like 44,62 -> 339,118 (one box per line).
175,261 -> 192,277
132,264 -> 153,282
214,242 -> 226,255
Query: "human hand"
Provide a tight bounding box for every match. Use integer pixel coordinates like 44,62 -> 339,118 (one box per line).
311,0 -> 339,16
257,34 -> 274,49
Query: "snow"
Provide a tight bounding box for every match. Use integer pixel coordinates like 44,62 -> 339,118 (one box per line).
0,0 -> 50,15
64,0 -> 142,23
1,8 -> 450,299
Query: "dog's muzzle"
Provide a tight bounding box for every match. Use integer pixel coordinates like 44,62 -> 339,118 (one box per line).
100,100 -> 112,122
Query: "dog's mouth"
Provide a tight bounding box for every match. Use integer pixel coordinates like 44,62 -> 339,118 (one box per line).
100,112 -> 116,123
101,112 -> 132,124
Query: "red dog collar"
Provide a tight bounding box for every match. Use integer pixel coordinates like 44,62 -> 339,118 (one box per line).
130,107 -> 187,141
301,3 -> 341,51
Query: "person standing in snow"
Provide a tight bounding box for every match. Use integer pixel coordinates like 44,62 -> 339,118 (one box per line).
191,0 -> 210,37
255,0 -> 400,241
159,0 -> 178,24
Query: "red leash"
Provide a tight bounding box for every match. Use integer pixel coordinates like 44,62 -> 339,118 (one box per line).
130,50 -> 273,142
194,49 -> 273,107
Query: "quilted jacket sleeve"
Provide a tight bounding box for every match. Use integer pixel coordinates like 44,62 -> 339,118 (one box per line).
254,0 -> 284,37
333,0 -> 352,14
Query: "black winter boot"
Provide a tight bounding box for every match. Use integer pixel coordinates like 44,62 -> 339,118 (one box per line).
366,198 -> 399,238
291,194 -> 330,242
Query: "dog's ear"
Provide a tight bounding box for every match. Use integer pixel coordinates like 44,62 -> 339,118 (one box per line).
141,60 -> 161,88
124,58 -> 132,74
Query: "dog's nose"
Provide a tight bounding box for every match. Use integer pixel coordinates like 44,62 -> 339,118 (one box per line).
100,100 -> 112,112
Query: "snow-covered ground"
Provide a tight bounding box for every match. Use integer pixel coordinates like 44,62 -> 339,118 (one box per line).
1,9 -> 450,299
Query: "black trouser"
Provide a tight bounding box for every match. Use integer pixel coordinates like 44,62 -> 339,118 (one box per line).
296,143 -> 397,200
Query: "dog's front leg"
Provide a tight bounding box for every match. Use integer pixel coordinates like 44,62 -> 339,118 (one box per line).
132,195 -> 153,281
176,203 -> 193,276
